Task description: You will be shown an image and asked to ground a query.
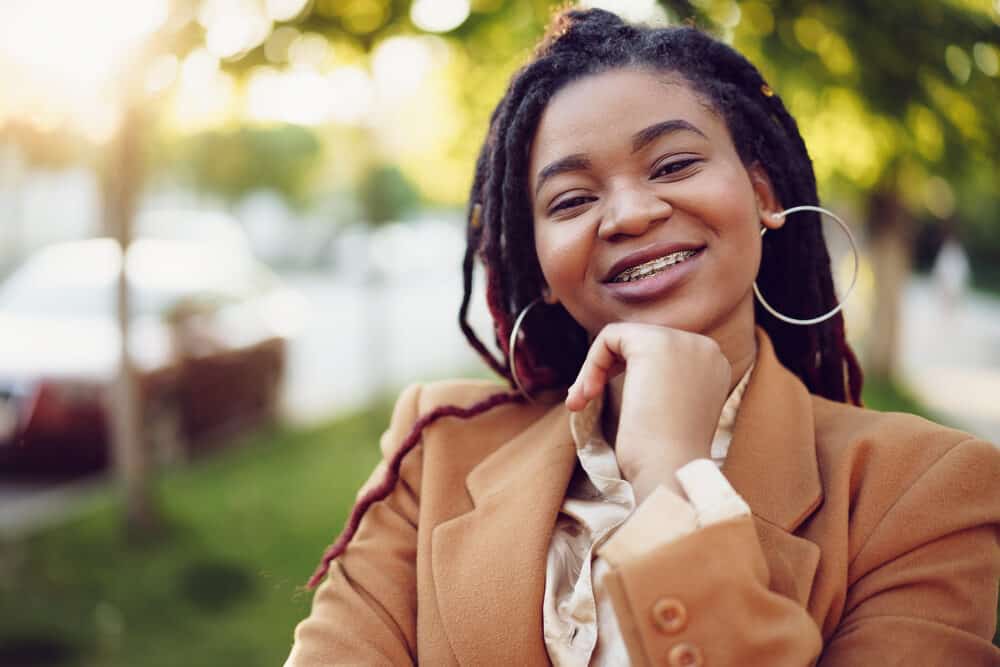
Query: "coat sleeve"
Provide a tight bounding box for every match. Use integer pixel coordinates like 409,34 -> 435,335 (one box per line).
598,514 -> 823,666
597,436 -> 1000,667
284,383 -> 424,667
819,436 -> 1000,665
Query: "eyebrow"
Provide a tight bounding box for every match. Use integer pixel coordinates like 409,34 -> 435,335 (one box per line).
631,119 -> 707,153
534,119 -> 708,195
535,154 -> 592,195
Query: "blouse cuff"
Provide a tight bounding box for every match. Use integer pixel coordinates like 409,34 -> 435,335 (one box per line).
596,459 -> 750,567
597,485 -> 697,566
676,458 -> 751,527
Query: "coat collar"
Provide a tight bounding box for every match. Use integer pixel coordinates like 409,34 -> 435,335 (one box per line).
724,327 -> 823,531
430,326 -> 822,664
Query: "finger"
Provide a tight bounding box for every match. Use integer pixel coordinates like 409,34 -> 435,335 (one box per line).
566,326 -> 626,410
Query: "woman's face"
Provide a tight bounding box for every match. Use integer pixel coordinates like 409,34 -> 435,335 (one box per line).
529,67 -> 782,345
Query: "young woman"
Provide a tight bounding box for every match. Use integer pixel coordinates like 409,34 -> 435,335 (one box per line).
286,8 -> 1000,665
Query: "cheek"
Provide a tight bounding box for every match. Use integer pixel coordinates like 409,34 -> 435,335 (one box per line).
713,174 -> 763,258
534,225 -> 593,295
721,220 -> 762,274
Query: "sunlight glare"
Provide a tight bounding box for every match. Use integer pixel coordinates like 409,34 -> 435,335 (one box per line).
146,53 -> 180,95
0,0 -> 167,141
0,0 -> 167,90
171,48 -> 236,131
79,102 -> 123,145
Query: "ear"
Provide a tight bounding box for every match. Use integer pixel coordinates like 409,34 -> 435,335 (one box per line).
748,162 -> 784,231
541,284 -> 560,305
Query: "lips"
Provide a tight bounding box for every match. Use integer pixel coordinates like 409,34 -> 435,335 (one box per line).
603,242 -> 706,283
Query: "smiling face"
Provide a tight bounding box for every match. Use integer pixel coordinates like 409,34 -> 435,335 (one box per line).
530,67 -> 783,352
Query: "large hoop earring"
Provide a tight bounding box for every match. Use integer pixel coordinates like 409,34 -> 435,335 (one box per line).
753,205 -> 859,326
508,297 -> 543,402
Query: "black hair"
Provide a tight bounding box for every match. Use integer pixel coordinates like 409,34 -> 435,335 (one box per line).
461,6 -> 862,402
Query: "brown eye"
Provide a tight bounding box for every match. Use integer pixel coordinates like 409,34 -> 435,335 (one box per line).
653,158 -> 699,179
550,195 -> 596,214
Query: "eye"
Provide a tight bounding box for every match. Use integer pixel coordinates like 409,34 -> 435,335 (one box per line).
652,158 -> 700,179
549,195 -> 596,214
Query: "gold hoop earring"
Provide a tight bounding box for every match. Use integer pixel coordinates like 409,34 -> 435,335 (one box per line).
753,205 -> 859,326
508,297 -> 543,402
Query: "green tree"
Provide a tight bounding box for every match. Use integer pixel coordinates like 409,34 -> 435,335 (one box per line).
357,163 -> 420,225
160,124 -> 322,208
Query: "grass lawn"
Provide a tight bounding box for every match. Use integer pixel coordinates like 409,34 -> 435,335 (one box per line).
0,399 -> 394,667
0,379 -> 995,665
860,375 -> 940,417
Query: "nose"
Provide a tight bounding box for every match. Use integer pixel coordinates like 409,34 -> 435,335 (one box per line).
598,183 -> 672,241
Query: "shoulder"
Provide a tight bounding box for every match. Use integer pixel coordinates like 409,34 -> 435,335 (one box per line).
809,395 -> 999,560
809,394 -> 994,471
412,378 -> 513,412
381,378 -> 558,460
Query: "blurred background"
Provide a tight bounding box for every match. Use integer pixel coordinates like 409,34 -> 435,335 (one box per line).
0,0 -> 997,663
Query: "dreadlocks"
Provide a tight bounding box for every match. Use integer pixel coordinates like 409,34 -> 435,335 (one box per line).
310,6 -> 863,588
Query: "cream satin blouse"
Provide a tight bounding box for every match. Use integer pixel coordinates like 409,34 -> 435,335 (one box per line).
542,365 -> 754,666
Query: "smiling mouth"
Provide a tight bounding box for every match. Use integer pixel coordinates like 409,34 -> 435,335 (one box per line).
609,249 -> 701,283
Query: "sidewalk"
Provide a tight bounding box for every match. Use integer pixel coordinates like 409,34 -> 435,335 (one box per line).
899,278 -> 1000,444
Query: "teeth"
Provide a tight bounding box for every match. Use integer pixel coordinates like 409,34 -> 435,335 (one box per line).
612,250 -> 698,283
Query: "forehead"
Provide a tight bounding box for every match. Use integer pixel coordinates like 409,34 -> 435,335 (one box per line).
529,68 -> 725,176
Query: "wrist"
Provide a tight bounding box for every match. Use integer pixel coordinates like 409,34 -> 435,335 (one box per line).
629,466 -> 683,504
616,433 -> 708,481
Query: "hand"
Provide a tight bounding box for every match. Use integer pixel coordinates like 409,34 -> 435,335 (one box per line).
565,323 -> 732,502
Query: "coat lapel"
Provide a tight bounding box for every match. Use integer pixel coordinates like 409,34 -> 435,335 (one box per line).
432,400 -> 576,666
724,328 -> 824,533
723,329 -> 824,613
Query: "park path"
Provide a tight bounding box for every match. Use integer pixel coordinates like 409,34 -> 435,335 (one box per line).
898,278 -> 1000,444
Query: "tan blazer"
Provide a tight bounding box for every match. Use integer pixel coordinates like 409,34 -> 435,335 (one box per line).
286,330 -> 1000,666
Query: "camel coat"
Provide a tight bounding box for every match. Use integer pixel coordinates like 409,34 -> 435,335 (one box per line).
286,330 -> 1000,666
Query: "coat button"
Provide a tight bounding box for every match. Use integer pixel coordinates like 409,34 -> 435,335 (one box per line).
667,642 -> 703,667
651,597 -> 688,634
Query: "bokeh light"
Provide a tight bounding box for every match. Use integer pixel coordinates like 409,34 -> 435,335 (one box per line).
327,66 -> 376,124
973,42 -> 999,76
199,0 -> 272,60
372,36 -> 435,101
247,66 -> 334,126
580,0 -> 668,24
410,0 -> 471,33
265,0 -> 310,22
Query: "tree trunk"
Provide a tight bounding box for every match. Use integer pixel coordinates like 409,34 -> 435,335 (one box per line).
101,100 -> 159,535
865,189 -> 913,381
